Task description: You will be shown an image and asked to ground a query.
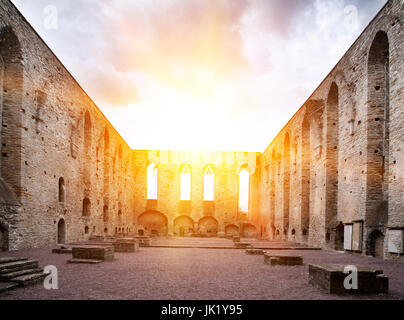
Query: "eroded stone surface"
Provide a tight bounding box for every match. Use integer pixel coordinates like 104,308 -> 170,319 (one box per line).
309,264 -> 389,294
264,254 -> 303,266
72,246 -> 114,262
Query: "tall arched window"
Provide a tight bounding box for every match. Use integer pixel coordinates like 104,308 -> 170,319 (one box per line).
82,198 -> 91,217
147,163 -> 158,200
58,177 -> 65,203
238,168 -> 249,213
203,166 -> 214,201
180,165 -> 191,201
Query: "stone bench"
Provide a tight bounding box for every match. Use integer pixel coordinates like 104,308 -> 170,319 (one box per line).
246,249 -> 264,255
113,239 -> 139,253
71,245 -> 114,262
309,264 -> 389,294
264,253 -> 303,266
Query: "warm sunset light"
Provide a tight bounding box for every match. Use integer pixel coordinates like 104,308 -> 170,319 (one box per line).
10,0 -> 388,151
2,0 -> 403,308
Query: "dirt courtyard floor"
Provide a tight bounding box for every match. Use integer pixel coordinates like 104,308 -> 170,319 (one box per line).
1,239 -> 404,300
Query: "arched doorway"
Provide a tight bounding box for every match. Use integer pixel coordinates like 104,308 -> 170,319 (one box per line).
138,211 -> 168,236
366,31 -> 390,233
198,217 -> 218,236
334,222 -> 344,251
0,222 -> 9,251
174,216 -> 194,236
242,223 -> 257,238
225,224 -> 239,237
57,219 -> 66,244
368,230 -> 385,258
325,83 -> 339,236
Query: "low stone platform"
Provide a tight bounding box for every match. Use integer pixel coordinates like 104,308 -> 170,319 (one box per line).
246,249 -> 264,255
67,259 -> 103,264
264,254 -> 303,266
113,239 -> 140,253
309,264 -> 389,295
133,236 -> 151,247
149,237 -> 320,250
72,245 -> 114,262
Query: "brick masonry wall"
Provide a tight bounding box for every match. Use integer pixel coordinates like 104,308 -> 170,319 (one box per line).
0,0 -> 402,262
251,0 -> 404,260
0,0 -> 135,250
132,150 -> 258,237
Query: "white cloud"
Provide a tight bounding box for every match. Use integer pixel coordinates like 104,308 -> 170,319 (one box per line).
11,0 -> 387,151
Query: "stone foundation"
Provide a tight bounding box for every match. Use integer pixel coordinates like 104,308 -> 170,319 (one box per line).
72,245 -> 114,262
309,264 -> 389,294
264,254 -> 303,266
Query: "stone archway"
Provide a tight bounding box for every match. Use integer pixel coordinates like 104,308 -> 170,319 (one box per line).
57,219 -> 66,244
138,211 -> 168,236
225,224 -> 239,237
242,223 -> 257,238
174,216 -> 194,237
198,217 -> 218,236
334,222 -> 344,251
368,230 -> 385,258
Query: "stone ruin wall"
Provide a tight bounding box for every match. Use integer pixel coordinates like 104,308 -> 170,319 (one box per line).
132,150 -> 259,237
251,0 -> 404,260
0,0 -> 403,262
0,0 -> 135,250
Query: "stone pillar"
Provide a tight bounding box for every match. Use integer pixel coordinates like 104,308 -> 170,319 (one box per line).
218,220 -> 225,238
194,222 -> 199,234
167,218 -> 174,237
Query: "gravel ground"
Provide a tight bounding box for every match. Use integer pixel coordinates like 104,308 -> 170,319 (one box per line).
1,247 -> 404,300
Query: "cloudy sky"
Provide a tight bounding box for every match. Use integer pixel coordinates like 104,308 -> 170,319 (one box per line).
11,0 -> 387,152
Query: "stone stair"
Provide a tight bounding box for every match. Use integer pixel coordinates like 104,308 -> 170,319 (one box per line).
0,257 -> 48,293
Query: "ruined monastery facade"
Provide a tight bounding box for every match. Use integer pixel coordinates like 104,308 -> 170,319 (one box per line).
0,0 -> 403,261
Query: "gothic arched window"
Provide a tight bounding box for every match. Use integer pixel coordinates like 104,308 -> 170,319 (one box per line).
203,166 -> 214,201
180,165 -> 191,201
147,163 -> 158,200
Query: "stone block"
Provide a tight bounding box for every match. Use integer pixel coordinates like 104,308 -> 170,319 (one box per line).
309,264 -> 389,294
246,249 -> 264,255
113,239 -> 139,253
72,245 -> 114,262
264,254 -> 303,266
67,259 -> 103,264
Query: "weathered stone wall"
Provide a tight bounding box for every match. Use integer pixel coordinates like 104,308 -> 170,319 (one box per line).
132,150 -> 258,237
0,0 -> 135,250
252,0 -> 404,260
0,0 -> 402,263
